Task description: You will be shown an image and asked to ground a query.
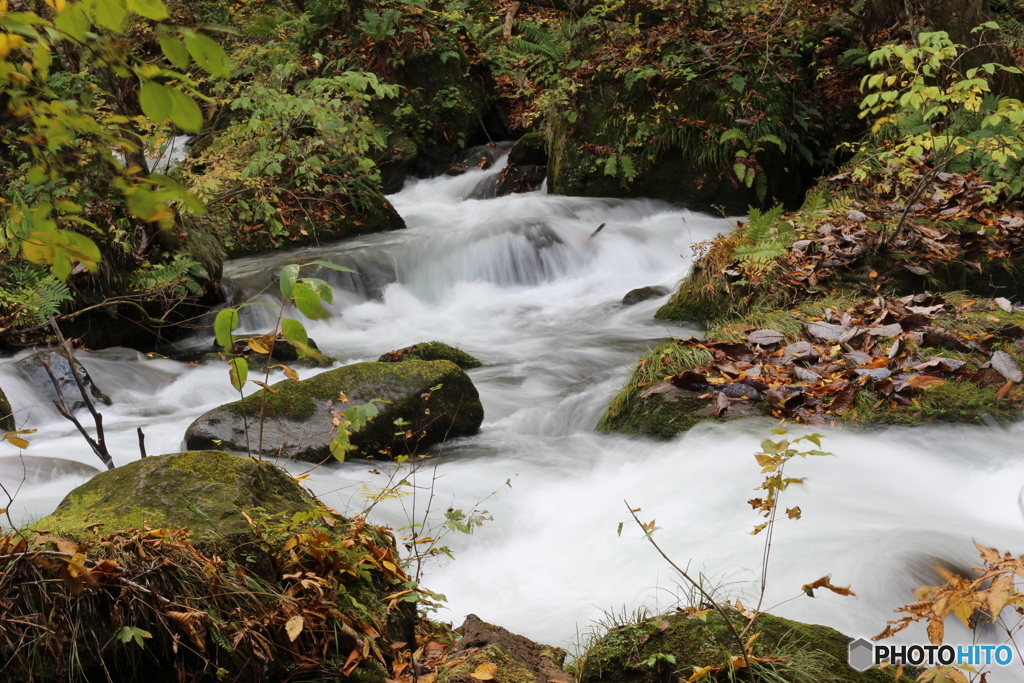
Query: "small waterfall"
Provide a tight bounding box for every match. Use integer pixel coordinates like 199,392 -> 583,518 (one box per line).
1,158 -> 1022,671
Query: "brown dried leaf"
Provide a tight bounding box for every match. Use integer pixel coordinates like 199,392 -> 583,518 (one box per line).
801,575 -> 856,598
285,615 -> 304,642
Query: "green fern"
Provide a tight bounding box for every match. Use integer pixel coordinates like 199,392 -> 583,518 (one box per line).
0,261 -> 72,328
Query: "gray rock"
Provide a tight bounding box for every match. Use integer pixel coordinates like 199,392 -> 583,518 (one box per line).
14,350 -> 112,412
184,360 -> 484,462
621,286 -> 670,306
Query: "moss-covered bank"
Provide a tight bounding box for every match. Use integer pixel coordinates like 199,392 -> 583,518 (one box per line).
580,610 -> 899,683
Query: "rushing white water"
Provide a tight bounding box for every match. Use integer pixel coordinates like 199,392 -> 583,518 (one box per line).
2,158 -> 1023,673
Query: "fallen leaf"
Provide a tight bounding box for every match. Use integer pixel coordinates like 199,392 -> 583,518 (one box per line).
747,329 -> 784,345
991,350 -> 1022,383
471,662 -> 498,680
285,615 -> 304,642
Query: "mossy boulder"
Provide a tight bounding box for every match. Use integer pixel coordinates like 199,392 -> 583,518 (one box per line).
0,383 -> 14,431
442,615 -> 572,683
184,359 -> 484,461
16,450 -> 417,682
580,610 -> 899,683
33,451 -> 317,553
379,341 -> 482,369
507,133 -> 548,167
597,383 -> 765,440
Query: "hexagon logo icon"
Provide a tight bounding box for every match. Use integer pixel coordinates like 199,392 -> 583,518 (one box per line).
848,638 -> 874,671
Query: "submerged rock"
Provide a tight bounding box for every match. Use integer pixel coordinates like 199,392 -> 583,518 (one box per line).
14,350 -> 112,412
0,456 -> 100,484
379,341 -> 482,369
579,609 -> 899,683
184,360 -> 484,461
621,285 -> 670,305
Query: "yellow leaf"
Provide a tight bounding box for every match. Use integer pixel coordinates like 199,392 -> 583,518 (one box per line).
5,436 -> 29,449
471,663 -> 497,680
282,536 -> 298,551
0,34 -> 25,60
0,0 -> 8,13
952,601 -> 973,628
285,615 -> 304,642
0,508 -> 5,514
248,339 -> 270,354
383,560 -> 397,573
688,666 -> 713,682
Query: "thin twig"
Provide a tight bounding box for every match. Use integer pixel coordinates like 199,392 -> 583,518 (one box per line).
625,502 -> 756,683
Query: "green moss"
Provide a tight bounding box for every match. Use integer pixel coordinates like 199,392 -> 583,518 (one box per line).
32,451 -> 318,551
842,380 -> 1020,427
443,643 -> 545,683
597,390 -> 719,439
186,360 -> 483,461
0,384 -> 14,432
378,341 -> 482,369
580,611 -> 899,683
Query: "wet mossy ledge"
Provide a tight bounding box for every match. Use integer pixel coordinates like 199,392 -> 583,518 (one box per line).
185,359 -> 484,461
602,178 -> 1024,439
579,609 -> 900,683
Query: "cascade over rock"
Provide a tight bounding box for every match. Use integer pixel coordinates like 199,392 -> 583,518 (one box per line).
14,350 -> 112,412
184,360 -> 484,461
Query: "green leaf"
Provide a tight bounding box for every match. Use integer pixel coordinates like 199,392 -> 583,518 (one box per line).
291,282 -> 326,319
158,35 -> 190,70
214,307 -> 239,349
92,0 -> 127,32
139,81 -> 173,125
126,0 -> 168,19
228,356 -> 248,391
165,86 -> 203,132
303,277 -> 332,304
733,163 -> 747,183
279,264 -> 299,300
280,318 -> 308,346
54,2 -> 90,42
184,31 -> 231,78
306,259 -> 357,274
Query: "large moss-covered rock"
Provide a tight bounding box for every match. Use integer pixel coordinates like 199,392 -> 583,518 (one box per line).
185,360 -> 484,461
580,610 -> 898,683
17,450 -> 417,682
379,341 -> 482,369
34,451 -> 317,550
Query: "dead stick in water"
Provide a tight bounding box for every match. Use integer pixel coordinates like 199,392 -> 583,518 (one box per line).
583,223 -> 606,244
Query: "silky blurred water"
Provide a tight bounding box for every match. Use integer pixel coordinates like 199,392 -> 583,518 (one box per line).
2,158 -> 1022,673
